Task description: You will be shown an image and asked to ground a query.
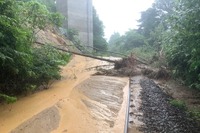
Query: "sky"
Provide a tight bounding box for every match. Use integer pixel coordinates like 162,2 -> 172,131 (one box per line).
93,0 -> 155,40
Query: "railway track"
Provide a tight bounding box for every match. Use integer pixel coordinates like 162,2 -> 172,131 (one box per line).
124,76 -> 143,133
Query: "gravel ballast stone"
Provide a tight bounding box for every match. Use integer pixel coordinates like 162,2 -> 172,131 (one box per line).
139,78 -> 200,133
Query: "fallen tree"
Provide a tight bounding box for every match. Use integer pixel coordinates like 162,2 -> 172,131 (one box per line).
35,41 -> 148,65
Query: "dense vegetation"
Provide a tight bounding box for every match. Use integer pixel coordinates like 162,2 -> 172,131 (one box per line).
108,0 -> 200,90
0,0 -> 69,103
93,7 -> 108,53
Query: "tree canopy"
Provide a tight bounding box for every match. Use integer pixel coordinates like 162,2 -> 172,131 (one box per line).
93,7 -> 108,52
108,0 -> 200,90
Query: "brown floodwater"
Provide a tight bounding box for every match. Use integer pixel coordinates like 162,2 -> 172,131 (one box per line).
0,55 -> 129,133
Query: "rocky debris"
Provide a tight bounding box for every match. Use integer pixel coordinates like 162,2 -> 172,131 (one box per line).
94,68 -> 137,77
93,57 -> 142,77
139,79 -> 200,133
142,67 -> 170,79
114,56 -> 136,69
93,56 -> 170,79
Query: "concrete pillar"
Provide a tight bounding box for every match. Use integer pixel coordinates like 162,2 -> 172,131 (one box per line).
56,0 -> 93,48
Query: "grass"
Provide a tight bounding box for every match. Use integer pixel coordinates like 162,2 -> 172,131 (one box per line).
170,99 -> 186,110
188,109 -> 200,121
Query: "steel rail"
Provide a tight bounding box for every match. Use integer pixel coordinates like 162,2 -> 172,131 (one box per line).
124,77 -> 131,133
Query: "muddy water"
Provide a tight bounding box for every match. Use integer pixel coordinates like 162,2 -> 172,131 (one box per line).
0,55 -> 128,133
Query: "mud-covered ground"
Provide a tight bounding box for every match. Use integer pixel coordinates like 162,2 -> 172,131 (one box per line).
1,53 -> 200,133
139,78 -> 200,133
0,56 -> 129,133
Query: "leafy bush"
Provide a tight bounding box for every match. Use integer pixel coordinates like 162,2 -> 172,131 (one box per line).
0,0 -> 70,102
165,0 -> 200,90
0,94 -> 17,104
31,45 -> 70,88
49,12 -> 64,27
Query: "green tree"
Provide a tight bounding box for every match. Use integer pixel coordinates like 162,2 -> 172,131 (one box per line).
37,0 -> 57,12
18,0 -> 57,12
138,7 -> 160,40
0,0 -> 33,96
122,30 -> 147,50
108,32 -> 121,50
108,30 -> 147,54
108,32 -> 124,53
138,0 -> 174,47
165,0 -> 200,89
93,7 -> 107,52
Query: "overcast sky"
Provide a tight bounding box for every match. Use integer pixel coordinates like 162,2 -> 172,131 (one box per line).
93,0 -> 155,40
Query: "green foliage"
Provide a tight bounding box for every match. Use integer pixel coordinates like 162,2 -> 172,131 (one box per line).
93,7 -> 108,52
21,1 -> 49,30
108,32 -> 123,53
108,32 -> 121,48
189,109 -> 200,121
31,45 -> 70,87
170,99 -> 186,110
93,36 -> 107,51
108,0 -> 200,92
20,1 -> 63,33
165,0 -> 200,90
110,0 -> 200,91
66,28 -> 79,42
108,30 -> 147,55
49,12 -> 64,27
36,0 -> 57,12
0,0 -> 70,103
131,46 -> 156,61
0,94 -> 17,104
138,0 -> 174,49
122,30 -> 147,50
138,7 -> 160,40
18,0 -> 57,12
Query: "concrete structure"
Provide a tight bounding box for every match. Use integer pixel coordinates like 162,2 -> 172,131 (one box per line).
56,0 -> 93,48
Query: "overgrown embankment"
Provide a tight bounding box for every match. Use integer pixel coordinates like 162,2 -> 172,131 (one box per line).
0,0 -> 70,103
